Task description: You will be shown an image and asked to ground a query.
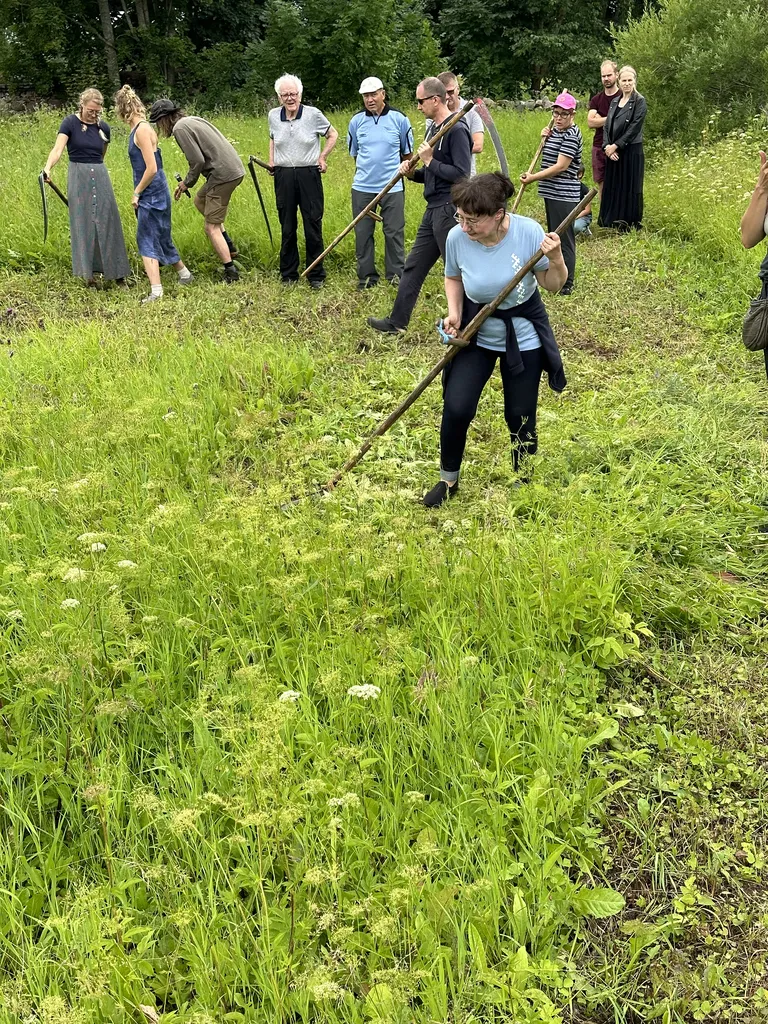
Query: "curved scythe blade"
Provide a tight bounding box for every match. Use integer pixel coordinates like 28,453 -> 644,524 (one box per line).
38,171 -> 49,243
474,98 -> 509,177
248,156 -> 275,249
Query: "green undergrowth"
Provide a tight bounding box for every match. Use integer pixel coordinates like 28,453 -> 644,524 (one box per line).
0,109 -> 766,1023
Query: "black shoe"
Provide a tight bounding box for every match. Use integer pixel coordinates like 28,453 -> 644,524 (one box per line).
281,278 -> 298,287
559,284 -> 573,296
423,480 -> 458,508
309,279 -> 324,290
387,275 -> 400,287
223,264 -> 240,284
367,316 -> 405,335
357,277 -> 378,290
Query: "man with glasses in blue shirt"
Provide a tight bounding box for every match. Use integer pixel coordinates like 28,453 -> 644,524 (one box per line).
349,77 -> 414,290
367,77 -> 471,335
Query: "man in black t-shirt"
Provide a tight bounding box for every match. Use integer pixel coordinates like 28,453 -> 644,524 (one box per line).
587,61 -> 620,198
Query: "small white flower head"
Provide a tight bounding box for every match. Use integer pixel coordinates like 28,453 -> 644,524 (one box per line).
162,410 -> 176,421
77,532 -> 101,544
405,791 -> 425,805
69,478 -> 90,490
90,542 -> 107,553
60,598 -> 80,610
6,608 -> 23,621
141,615 -> 159,624
175,616 -> 196,629
328,792 -> 361,810
62,567 -> 88,582
278,690 -> 301,703
117,560 -> 137,569
346,684 -> 381,701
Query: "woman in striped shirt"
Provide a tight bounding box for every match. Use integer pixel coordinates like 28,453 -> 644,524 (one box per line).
520,92 -> 582,295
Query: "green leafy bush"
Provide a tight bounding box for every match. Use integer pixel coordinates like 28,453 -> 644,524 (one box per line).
616,0 -> 768,141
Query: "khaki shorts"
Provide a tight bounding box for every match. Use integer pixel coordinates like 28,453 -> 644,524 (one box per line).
193,175 -> 243,224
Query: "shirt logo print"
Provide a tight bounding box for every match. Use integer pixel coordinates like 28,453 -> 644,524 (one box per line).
509,252 -> 529,303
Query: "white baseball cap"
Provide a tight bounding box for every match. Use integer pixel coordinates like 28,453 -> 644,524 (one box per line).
359,77 -> 384,94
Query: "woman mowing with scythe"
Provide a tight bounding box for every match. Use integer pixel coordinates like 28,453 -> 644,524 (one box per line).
424,172 -> 568,508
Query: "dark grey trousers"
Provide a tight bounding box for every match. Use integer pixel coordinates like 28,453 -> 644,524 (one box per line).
351,188 -> 406,284
544,197 -> 577,289
389,202 -> 456,328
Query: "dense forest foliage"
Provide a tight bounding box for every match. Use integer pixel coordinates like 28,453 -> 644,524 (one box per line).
2,0 -> 767,141
0,0 -> 646,107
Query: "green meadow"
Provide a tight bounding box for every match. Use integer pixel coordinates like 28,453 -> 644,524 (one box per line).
0,108 -> 766,1023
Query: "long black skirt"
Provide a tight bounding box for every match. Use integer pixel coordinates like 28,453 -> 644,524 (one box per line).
598,143 -> 644,231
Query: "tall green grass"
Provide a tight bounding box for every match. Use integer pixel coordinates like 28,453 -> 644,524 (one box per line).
0,107 -> 766,1023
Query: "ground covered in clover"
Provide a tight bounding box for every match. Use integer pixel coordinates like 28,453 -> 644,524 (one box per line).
0,110 -> 766,1024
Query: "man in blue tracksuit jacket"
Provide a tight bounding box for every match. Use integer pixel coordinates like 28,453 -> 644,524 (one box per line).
348,76 -> 414,290
367,76 -> 471,334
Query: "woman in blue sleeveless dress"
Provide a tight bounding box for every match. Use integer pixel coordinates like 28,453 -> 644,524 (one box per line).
114,85 -> 192,303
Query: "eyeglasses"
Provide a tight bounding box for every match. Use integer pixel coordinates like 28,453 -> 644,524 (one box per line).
416,95 -> 436,106
445,88 -> 457,96
552,110 -> 572,117
454,212 -> 483,227
280,92 -> 299,100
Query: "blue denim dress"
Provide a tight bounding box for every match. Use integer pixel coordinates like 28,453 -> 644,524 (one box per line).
129,124 -> 180,264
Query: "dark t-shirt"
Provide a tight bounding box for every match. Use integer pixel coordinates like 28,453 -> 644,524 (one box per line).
58,114 -> 111,164
588,91 -> 620,149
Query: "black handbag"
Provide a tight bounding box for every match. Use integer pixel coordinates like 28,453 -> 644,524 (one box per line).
743,258 -> 768,351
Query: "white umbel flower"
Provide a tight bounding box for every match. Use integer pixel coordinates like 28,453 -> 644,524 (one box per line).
346,684 -> 381,700
60,598 -> 80,610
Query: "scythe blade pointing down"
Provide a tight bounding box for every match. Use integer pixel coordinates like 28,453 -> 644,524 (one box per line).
473,98 -> 509,177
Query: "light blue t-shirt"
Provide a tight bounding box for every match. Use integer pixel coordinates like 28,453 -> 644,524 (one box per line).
348,106 -> 414,194
444,215 -> 549,352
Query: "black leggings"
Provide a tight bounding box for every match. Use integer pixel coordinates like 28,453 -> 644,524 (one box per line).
440,345 -> 543,477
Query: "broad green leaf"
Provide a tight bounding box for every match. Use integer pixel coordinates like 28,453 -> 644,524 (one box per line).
571,886 -> 626,919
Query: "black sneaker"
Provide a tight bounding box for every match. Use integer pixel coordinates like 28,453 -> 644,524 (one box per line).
223,264 -> 240,284
423,480 -> 458,508
367,316 -> 405,335
308,279 -> 324,290
357,277 -> 378,290
559,284 -> 573,296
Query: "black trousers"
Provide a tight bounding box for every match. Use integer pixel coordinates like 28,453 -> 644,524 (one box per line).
544,197 -> 577,289
440,345 -> 543,477
274,166 -> 325,282
390,203 -> 456,328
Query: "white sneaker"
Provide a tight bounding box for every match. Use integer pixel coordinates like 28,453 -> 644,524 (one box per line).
178,272 -> 194,286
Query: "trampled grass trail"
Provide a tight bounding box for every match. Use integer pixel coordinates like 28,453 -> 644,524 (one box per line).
0,109 -> 765,1023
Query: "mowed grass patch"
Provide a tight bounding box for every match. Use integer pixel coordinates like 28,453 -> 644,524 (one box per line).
0,109 -> 766,1022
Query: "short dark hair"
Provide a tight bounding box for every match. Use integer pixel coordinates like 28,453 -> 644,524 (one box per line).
451,172 -> 516,217
419,77 -> 446,102
437,71 -> 458,88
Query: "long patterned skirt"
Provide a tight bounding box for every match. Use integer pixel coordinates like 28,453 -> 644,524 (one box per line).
67,162 -> 130,281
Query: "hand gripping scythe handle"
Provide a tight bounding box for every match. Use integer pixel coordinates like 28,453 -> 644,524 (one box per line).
511,115 -> 555,215
323,189 -> 596,492
300,100 -> 475,279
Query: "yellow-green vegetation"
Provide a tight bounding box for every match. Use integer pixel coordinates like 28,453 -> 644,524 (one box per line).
0,110 -> 766,1024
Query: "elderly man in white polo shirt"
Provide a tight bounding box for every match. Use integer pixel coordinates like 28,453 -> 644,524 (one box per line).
348,76 -> 414,290
268,73 -> 339,288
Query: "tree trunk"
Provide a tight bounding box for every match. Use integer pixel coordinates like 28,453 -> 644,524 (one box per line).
136,0 -> 150,29
97,0 -> 121,90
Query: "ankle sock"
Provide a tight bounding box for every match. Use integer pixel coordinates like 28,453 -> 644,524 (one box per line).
178,268 -> 192,282
151,284 -> 163,297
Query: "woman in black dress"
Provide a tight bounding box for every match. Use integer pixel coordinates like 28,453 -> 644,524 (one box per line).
598,66 -> 646,232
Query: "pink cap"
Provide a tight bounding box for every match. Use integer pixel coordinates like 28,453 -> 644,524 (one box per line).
553,91 -> 576,111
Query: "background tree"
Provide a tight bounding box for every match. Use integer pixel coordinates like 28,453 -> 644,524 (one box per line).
615,0 -> 768,142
